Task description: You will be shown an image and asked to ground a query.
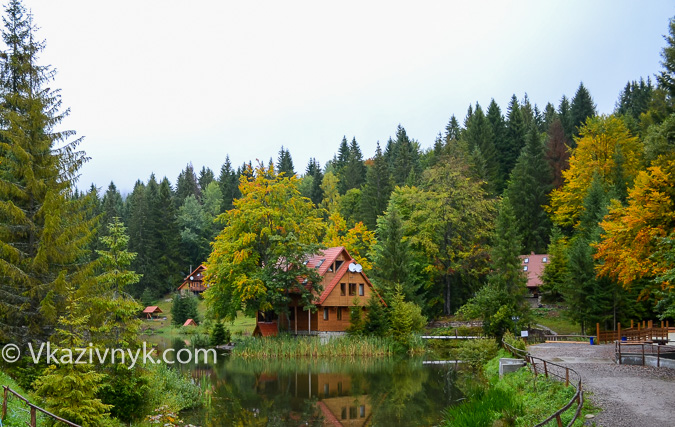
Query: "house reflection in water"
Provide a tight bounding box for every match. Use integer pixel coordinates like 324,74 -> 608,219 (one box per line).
255,370 -> 371,426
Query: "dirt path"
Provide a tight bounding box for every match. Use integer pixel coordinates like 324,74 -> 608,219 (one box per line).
528,343 -> 675,427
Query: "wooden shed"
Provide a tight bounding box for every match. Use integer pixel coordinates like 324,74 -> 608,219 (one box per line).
143,306 -> 163,319
183,318 -> 198,327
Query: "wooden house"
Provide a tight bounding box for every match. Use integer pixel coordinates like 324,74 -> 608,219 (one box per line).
177,265 -> 208,296
143,306 -> 163,319
519,252 -> 549,297
253,246 -> 384,336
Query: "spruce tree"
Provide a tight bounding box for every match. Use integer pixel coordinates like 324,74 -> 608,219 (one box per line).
503,95 -> 527,185
101,181 -> 124,231
306,158 -> 324,206
0,0 -> 96,344
277,145 -> 295,177
175,162 -> 200,205
558,95 -> 574,145
463,103 -> 499,192
657,17 -> 675,101
445,114 -> 461,142
545,118 -> 570,189
218,155 -> 240,212
543,102 -> 557,131
570,82 -> 597,138
390,125 -> 420,187
126,180 -> 150,296
360,142 -> 392,230
197,166 -> 215,193
152,178 -> 183,295
505,126 -> 553,254
335,136 -> 350,173
340,137 -> 366,193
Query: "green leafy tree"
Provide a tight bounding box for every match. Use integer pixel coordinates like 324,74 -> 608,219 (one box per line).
0,0 -> 96,344
205,163 -> 325,320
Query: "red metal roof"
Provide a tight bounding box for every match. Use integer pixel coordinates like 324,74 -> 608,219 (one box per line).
519,253 -> 550,288
142,306 -> 162,314
183,318 -> 197,326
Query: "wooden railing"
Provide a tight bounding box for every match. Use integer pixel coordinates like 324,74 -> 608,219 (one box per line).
502,340 -> 583,427
2,386 -> 81,427
544,335 -> 593,342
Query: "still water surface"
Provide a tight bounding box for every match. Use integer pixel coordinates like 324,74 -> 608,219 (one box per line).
158,338 -> 465,426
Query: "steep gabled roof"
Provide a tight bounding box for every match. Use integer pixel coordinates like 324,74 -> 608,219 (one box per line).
143,306 -> 162,314
305,246 -> 350,276
253,322 -> 278,337
178,264 -> 207,291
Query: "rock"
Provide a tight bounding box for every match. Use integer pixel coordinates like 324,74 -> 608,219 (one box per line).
585,414 -> 595,419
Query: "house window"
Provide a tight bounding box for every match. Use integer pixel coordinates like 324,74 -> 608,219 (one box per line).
359,284 -> 364,296
335,260 -> 344,271
324,383 -> 329,397
338,381 -> 343,394
341,408 -> 347,420
350,407 -> 357,419
543,257 -> 548,263
523,266 -> 528,271
360,405 -> 365,418
323,307 -> 329,320
337,307 -> 342,320
340,283 -> 346,296
316,259 -> 325,269
349,283 -> 356,296
524,258 -> 529,263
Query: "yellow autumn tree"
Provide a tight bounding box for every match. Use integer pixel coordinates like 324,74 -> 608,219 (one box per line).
595,159 -> 675,295
547,116 -> 644,227
324,211 -> 376,271
204,163 -> 326,320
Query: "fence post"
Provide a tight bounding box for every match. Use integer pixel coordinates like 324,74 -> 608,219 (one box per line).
31,406 -> 37,427
555,413 -> 563,427
642,344 -> 645,366
658,345 -> 661,368
544,360 -> 548,378
618,322 -> 621,341
596,323 -> 600,344
631,319 -> 634,329
2,386 -> 7,420
618,341 -> 622,364
565,368 -> 569,387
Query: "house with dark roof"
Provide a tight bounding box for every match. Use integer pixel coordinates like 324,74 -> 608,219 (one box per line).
252,246 -> 384,336
519,252 -> 549,297
177,265 -> 208,296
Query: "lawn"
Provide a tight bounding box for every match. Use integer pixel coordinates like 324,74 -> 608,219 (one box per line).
531,307 -> 582,335
140,293 -> 255,337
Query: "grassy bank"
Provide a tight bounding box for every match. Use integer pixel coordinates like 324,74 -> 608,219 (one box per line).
443,349 -> 593,426
232,334 -> 424,359
0,369 -> 48,426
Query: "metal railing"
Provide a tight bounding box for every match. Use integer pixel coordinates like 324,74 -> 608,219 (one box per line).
2,386 -> 81,427
615,341 -> 675,367
502,340 -> 584,427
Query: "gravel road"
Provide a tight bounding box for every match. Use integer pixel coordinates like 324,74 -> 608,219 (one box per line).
528,342 -> 675,427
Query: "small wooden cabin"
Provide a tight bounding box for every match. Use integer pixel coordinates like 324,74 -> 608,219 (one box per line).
519,252 -> 549,297
183,318 -> 198,327
255,246 -> 384,335
178,265 -> 208,295
143,306 -> 163,319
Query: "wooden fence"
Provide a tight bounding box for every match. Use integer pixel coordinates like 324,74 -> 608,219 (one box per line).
1,386 -> 81,427
595,320 -> 672,344
502,340 -> 583,427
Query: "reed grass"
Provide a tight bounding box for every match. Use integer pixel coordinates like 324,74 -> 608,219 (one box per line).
232,335 -> 400,359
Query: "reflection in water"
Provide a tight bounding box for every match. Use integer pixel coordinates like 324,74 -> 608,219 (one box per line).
149,337 -> 464,426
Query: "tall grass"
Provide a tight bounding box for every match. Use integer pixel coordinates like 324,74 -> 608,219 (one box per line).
232,335 -> 400,359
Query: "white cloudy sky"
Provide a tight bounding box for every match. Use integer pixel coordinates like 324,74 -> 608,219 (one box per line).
23,0 -> 674,193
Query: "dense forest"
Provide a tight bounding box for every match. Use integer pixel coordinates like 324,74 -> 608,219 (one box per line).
0,0 -> 674,422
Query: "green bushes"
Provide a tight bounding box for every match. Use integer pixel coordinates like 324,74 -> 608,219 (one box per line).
210,322 -> 231,346
503,331 -> 527,352
443,386 -> 522,427
144,363 -> 202,414
457,339 -> 499,370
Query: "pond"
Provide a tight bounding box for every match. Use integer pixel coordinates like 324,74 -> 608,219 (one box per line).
153,337 -> 467,426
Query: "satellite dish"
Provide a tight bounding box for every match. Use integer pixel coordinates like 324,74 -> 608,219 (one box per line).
355,264 -> 363,273
348,263 -> 357,272
190,276 -> 194,280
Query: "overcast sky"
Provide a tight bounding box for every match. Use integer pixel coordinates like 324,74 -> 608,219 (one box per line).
22,1 -> 675,194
